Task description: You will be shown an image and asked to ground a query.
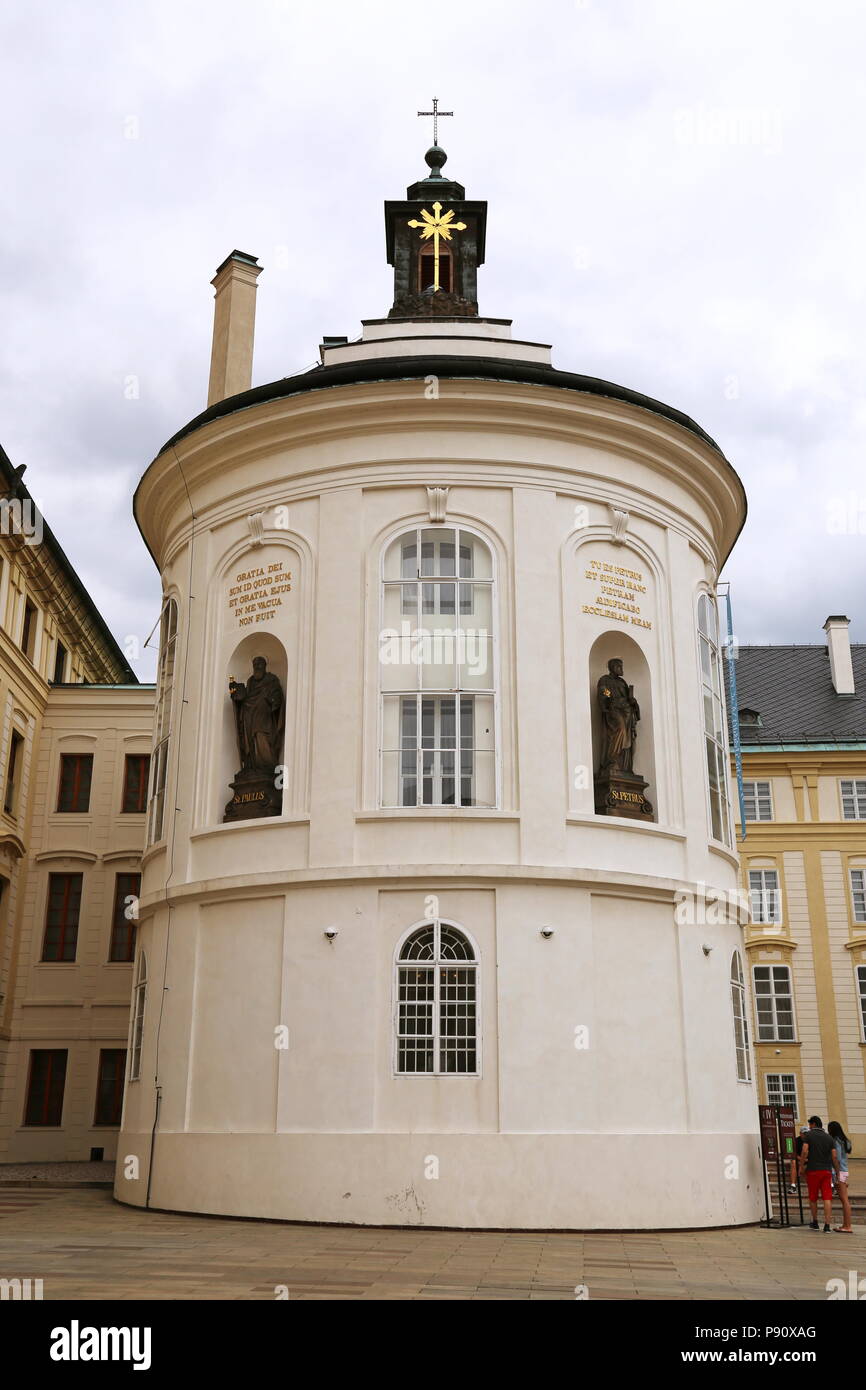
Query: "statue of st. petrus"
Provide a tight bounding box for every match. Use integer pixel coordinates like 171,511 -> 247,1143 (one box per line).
229,656 -> 285,773
596,657 -> 640,775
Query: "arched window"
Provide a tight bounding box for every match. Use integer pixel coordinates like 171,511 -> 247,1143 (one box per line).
697,592 -> 732,845
730,950 -> 751,1082
129,951 -> 148,1082
419,242 -> 453,293
147,598 -> 178,845
380,526 -> 495,807
396,920 -> 478,1075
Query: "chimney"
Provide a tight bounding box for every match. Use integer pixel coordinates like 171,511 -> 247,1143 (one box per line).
207,251 -> 262,407
823,615 -> 855,695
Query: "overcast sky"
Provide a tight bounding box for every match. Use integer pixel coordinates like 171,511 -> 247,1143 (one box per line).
1,0 -> 863,681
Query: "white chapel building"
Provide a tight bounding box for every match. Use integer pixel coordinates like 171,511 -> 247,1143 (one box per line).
116,142 -> 762,1228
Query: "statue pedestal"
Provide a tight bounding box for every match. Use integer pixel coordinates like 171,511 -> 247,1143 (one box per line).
594,770 -> 654,822
223,768 -> 282,823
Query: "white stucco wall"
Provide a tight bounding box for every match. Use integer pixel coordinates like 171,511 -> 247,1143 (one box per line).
115,362 -> 760,1228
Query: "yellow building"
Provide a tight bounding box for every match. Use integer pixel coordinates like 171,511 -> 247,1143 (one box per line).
734,616 -> 866,1150
0,444 -> 153,1162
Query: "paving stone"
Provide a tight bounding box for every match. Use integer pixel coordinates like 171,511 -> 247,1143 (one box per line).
0,1189 -> 864,1300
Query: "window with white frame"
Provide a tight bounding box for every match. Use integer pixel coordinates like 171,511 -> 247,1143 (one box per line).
730,950 -> 752,1082
753,964 -> 796,1041
697,592 -> 732,845
147,599 -> 178,845
395,920 -> 477,1075
380,527 -> 495,808
841,779 -> 866,820
749,868 -> 782,924
766,1072 -> 797,1111
129,951 -> 147,1082
850,869 -> 866,924
857,965 -> 866,1042
742,780 -> 773,822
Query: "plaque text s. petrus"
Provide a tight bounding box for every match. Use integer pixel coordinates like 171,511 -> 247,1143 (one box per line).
581,559 -> 652,630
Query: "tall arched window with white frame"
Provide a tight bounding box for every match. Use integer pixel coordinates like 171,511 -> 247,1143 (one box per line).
380,526 -> 495,808
147,598 -> 178,845
730,949 -> 752,1082
697,591 -> 732,845
395,920 -> 478,1075
129,951 -> 148,1082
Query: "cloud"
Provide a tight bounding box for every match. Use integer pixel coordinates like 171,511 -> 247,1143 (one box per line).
0,0 -> 863,665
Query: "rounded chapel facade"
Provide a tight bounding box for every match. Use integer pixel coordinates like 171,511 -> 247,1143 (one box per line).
116,153 -> 761,1229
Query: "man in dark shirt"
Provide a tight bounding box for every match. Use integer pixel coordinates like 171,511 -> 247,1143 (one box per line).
799,1116 -> 841,1230
789,1125 -> 809,1191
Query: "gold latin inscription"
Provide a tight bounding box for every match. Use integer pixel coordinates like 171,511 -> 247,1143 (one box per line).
228,561 -> 293,627
581,560 -> 652,630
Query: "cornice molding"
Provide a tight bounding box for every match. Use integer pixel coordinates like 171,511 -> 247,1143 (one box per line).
135,379 -> 744,574
736,750 -> 866,769
744,935 -> 798,951
33,849 -> 99,865
735,827 -> 866,846
136,860 -> 748,920
102,849 -> 144,865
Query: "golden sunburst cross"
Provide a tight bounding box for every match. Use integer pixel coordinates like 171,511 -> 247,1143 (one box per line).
407,202 -> 467,291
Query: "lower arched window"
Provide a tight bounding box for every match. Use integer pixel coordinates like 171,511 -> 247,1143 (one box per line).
697,591 -> 732,845
730,950 -> 752,1082
129,952 -> 147,1082
147,598 -> 178,845
396,920 -> 477,1075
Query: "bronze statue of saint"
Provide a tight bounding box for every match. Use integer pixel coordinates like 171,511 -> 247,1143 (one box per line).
597,657 -> 640,775
229,657 -> 285,772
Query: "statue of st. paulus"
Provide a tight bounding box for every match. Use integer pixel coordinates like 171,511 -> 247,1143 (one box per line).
224,656 -> 285,820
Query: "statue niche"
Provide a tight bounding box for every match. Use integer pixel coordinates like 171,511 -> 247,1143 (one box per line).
594,657 -> 653,821
224,656 -> 285,821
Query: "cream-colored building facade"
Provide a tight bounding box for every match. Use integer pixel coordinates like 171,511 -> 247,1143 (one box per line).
116,148 -> 765,1229
0,443 -> 153,1161
732,620 -> 866,1150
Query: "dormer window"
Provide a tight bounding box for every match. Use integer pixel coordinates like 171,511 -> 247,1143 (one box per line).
739,707 -> 762,727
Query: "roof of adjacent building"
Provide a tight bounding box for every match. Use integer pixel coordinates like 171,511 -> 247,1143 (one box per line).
0,442 -> 138,684
730,644 -> 866,746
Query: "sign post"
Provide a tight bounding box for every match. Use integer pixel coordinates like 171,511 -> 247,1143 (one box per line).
777,1105 -> 803,1224
759,1105 -> 776,1225
758,1104 -> 792,1227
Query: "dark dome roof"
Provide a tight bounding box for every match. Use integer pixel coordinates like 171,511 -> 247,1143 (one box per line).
157,353 -> 727,459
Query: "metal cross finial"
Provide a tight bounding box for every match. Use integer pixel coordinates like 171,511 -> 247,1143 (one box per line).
417,97 -> 453,146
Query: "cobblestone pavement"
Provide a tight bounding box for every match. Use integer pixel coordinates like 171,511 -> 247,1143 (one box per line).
0,1189 -> 864,1300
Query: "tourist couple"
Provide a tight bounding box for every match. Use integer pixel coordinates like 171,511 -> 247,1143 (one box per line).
793,1116 -> 854,1232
